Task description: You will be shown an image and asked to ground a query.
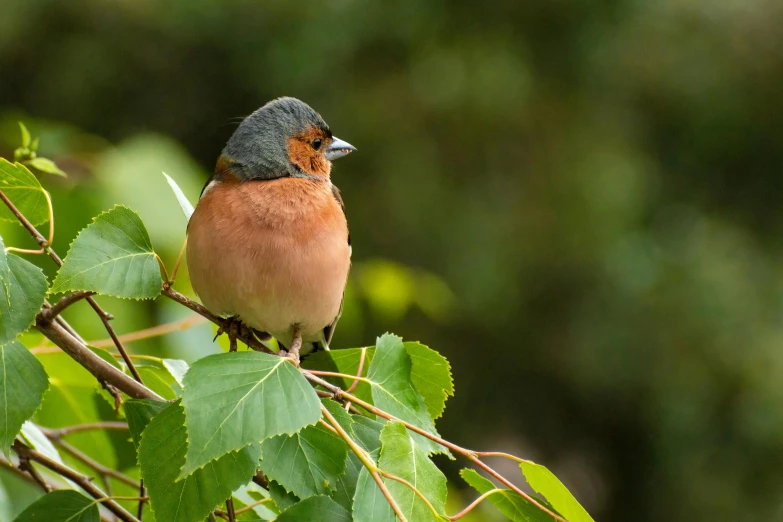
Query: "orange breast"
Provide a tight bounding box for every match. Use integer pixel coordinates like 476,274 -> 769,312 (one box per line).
186,176 -> 351,345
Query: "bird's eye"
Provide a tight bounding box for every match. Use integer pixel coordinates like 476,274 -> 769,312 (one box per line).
312,138 -> 322,151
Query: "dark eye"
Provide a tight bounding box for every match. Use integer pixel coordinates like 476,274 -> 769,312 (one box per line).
312,138 -> 322,151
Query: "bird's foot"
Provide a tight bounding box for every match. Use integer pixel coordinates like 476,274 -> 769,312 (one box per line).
285,325 -> 303,366
214,316 -> 252,352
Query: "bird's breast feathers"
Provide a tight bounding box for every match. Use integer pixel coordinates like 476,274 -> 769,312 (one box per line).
186,176 -> 350,343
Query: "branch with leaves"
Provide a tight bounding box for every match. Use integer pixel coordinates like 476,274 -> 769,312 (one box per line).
0,125 -> 594,522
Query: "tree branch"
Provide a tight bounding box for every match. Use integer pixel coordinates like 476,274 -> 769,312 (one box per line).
161,285 -> 274,353
50,438 -> 140,489
40,290 -> 96,321
88,315 -> 207,348
34,316 -> 163,401
12,440 -> 139,522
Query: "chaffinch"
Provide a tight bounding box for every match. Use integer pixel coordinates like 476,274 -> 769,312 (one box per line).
186,97 -> 355,361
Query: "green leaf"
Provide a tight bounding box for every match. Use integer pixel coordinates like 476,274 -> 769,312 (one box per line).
163,172 -> 195,221
30,137 -> 39,154
352,450 -> 395,522
351,415 -> 384,454
304,340 -> 454,421
180,351 -> 321,477
51,205 -> 163,299
13,490 -> 98,522
276,495 -> 351,522
124,399 -> 168,449
378,421 -> 447,521
269,480 -> 299,512
330,451 -> 362,513
0,340 -> 49,456
18,122 -> 31,148
24,157 -> 67,177
520,461 -> 594,522
366,334 -> 446,455
162,358 -> 188,385
137,365 -> 180,400
259,414 -> 348,498
232,481 -> 279,521
138,401 -> 260,522
405,342 -> 453,419
461,468 -> 553,522
0,242 -> 48,342
0,159 -> 49,227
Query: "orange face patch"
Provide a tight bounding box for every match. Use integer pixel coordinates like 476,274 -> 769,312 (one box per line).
287,127 -> 331,177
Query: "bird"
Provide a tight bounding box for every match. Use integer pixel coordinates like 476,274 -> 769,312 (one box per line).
186,97 -> 355,362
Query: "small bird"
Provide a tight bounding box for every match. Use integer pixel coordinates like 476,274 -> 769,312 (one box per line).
186,97 -> 355,361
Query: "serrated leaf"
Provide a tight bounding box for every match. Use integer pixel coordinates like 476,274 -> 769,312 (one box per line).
304,340 -> 453,421
269,480 -> 299,512
378,421 -> 447,521
276,495 -> 351,522
0,159 -> 49,226
180,351 -> 321,477
124,399 -> 169,449
51,206 -> 163,299
259,415 -> 348,498
0,340 -> 49,456
138,401 -> 260,522
233,481 -> 279,520
18,122 -> 31,148
520,461 -> 594,522
0,242 -> 48,342
163,172 -> 195,221
330,451 -> 362,512
405,342 -> 453,419
13,490 -> 98,522
461,468 -> 553,522
366,334 -> 446,455
24,157 -> 67,177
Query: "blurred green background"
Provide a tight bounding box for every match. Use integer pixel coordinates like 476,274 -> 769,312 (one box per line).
2,1 -> 783,520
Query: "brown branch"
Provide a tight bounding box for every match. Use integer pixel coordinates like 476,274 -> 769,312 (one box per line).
0,456 -> 48,489
41,422 -> 129,438
16,455 -> 52,493
162,285 -> 274,354
40,291 -> 96,322
13,440 -> 139,522
225,497 -> 236,522
50,439 -> 140,489
35,317 -> 162,401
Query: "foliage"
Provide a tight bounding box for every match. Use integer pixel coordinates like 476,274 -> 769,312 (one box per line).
0,129 -> 594,522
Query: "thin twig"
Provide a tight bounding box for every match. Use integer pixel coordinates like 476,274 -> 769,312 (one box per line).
12,441 -> 139,522
17,455 -> 52,493
448,489 -> 502,520
379,471 -> 440,519
0,456 -> 51,490
373,471 -> 408,522
41,422 -> 129,438
169,238 -> 187,283
225,498 -> 236,522
40,290 -> 96,321
88,315 -> 207,348
138,480 -> 145,521
53,439 -> 140,489
307,370 -> 371,384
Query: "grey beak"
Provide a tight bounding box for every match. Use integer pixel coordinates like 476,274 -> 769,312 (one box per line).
325,137 -> 356,161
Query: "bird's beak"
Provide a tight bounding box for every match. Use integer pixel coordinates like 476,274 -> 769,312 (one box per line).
325,137 -> 356,161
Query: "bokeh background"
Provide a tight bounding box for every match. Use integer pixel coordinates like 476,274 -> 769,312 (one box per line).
2,1 -> 783,520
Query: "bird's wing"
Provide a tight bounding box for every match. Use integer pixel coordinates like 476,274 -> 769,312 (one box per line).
320,184 -> 350,349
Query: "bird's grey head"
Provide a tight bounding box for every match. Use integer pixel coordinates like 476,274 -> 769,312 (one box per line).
220,97 -> 351,181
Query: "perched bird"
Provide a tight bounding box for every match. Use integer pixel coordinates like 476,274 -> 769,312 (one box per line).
186,97 -> 355,360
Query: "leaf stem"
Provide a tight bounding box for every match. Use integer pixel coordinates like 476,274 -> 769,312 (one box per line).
346,347 -> 367,394
447,489 -> 502,520
4,246 -> 44,255
306,370 -> 372,384
378,470 -> 440,520
373,470 -> 408,522
155,253 -> 170,284
169,237 -> 187,283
